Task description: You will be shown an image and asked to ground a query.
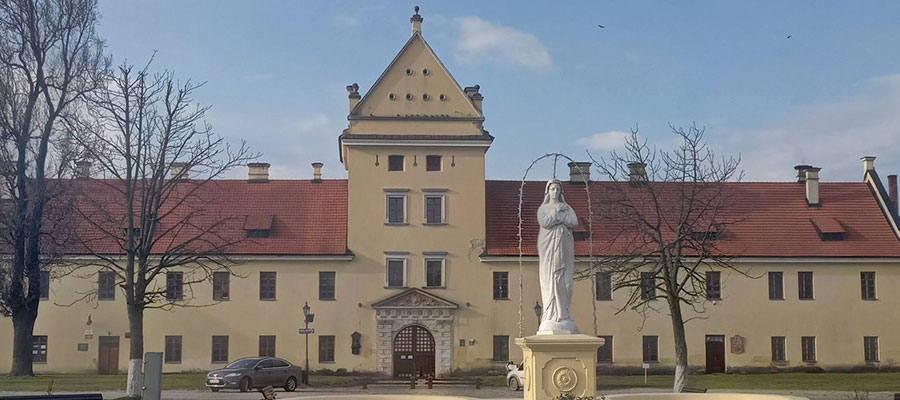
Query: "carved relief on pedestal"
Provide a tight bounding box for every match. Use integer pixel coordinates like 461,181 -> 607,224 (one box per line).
552,366 -> 578,392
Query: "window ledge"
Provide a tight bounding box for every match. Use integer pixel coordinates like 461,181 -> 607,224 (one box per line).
423,222 -> 447,226
423,286 -> 445,289
643,361 -> 660,364
319,361 -> 336,364
213,298 -> 230,302
862,298 -> 878,301
385,222 -> 409,226
165,361 -> 182,364
798,298 -> 815,301
494,298 -> 510,301
319,298 -> 336,301
260,298 -> 277,301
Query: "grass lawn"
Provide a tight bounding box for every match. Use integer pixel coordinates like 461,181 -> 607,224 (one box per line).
3,372 -> 900,393
595,373 -> 900,392
0,373 -> 363,392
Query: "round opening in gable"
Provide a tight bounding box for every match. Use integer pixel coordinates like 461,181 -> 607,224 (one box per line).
422,68 -> 430,76
439,94 -> 447,101
406,93 -> 414,101
389,93 -> 396,100
405,68 -> 413,75
422,93 -> 430,101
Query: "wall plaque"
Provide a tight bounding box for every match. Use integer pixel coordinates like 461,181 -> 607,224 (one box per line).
730,335 -> 745,354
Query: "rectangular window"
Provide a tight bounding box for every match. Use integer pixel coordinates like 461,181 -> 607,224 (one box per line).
426,155 -> 442,171
32,335 -> 47,363
246,229 -> 270,238
425,258 -> 444,287
801,336 -> 816,362
319,335 -> 335,362
259,271 -> 276,300
595,272 -> 611,301
597,336 -> 613,363
386,258 -> 406,288
861,272 -> 876,300
319,271 -> 336,300
386,194 -> 407,224
864,336 -> 879,362
493,335 -> 509,362
388,155 -> 404,171
640,272 -> 656,300
211,336 -> 229,363
771,336 -> 786,362
493,272 -> 509,300
798,271 -> 814,300
642,336 -> 659,362
213,272 -> 230,301
165,336 -> 182,363
768,272 -> 784,300
706,271 -> 721,300
39,271 -> 50,300
424,194 -> 445,224
166,272 -> 183,301
259,335 -> 276,357
98,271 -> 116,301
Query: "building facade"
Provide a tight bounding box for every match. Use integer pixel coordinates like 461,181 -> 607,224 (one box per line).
3,10 -> 900,377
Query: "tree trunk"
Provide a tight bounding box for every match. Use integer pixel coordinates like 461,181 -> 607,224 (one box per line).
669,299 -> 689,393
10,304 -> 38,376
125,303 -> 144,398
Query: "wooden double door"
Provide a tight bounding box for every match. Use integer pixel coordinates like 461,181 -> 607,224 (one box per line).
393,325 -> 435,379
98,336 -> 120,375
705,335 -> 725,373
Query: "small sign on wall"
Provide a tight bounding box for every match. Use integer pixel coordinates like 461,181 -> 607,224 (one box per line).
77,343 -> 89,351
84,329 -> 93,340
730,335 -> 745,354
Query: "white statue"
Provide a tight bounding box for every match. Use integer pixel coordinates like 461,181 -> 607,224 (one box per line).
537,179 -> 580,335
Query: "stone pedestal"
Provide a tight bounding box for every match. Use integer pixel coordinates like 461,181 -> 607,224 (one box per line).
516,334 -> 605,400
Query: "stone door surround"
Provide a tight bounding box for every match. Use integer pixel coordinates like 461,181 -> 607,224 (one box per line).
372,288 -> 458,376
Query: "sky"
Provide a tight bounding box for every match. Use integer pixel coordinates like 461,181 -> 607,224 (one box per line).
96,1 -> 900,182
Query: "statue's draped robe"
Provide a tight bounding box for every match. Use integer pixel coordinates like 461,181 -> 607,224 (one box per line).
537,201 -> 579,333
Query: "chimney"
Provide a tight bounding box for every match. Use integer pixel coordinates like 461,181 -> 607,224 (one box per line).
568,162 -> 592,184
311,162 -> 323,183
463,85 -> 483,114
410,6 -> 423,35
170,162 -> 189,180
627,162 -> 647,183
248,163 -> 270,183
794,164 -> 811,183
889,174 -> 898,212
861,156 -> 876,175
346,83 -> 360,112
75,160 -> 92,179
805,167 -> 821,206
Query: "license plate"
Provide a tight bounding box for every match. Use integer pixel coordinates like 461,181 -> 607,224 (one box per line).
208,379 -> 221,384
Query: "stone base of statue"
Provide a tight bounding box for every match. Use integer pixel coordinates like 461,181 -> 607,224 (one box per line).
515,334 -> 605,400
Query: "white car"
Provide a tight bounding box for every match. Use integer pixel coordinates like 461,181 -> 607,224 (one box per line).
506,361 -> 525,391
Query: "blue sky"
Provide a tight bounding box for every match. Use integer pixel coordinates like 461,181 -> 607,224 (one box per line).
97,1 -> 900,182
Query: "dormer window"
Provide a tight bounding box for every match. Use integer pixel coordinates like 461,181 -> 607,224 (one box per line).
810,217 -> 845,241
388,155 -> 404,171
244,214 -> 274,239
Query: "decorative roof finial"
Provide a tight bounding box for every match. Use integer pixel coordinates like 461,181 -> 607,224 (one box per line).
411,5 -> 423,34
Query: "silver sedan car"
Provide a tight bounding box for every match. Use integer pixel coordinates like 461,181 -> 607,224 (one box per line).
205,357 -> 302,392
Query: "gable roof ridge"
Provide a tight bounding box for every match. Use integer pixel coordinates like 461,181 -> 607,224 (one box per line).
352,32 -> 480,118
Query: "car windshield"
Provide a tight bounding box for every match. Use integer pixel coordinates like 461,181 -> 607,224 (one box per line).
225,359 -> 259,369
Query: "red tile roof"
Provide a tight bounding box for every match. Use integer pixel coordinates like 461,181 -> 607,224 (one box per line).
484,180 -> 900,258
70,179 -> 348,256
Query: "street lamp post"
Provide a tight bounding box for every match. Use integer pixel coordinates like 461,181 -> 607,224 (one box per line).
534,301 -> 542,321
302,301 -> 314,385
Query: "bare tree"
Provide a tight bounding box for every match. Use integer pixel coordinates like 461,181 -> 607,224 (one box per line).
0,0 -> 104,376
68,59 -> 256,397
586,125 -> 744,392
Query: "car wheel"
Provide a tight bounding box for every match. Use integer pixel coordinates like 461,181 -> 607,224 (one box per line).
508,377 -> 520,391
285,376 -> 298,392
210,388 -> 219,392
239,377 -> 252,392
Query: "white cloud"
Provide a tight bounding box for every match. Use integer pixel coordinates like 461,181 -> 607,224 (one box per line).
576,131 -> 629,150
332,14 -> 361,27
730,74 -> 900,181
454,16 -> 552,72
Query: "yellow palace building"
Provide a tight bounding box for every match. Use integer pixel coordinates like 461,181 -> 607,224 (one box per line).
3,10 -> 900,378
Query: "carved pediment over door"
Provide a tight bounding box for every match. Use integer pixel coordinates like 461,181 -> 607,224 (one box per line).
371,288 -> 459,310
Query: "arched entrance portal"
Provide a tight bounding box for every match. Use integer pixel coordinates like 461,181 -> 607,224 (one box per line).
393,325 -> 435,379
